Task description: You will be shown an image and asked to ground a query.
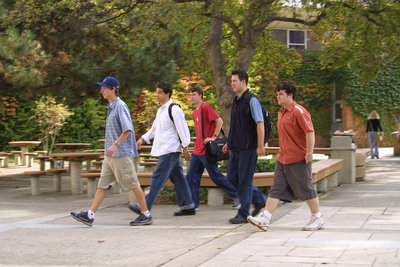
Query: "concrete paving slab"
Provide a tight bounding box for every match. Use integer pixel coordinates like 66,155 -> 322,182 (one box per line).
0,147 -> 399,266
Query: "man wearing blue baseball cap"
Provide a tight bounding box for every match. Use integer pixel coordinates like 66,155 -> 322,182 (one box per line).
71,76 -> 152,227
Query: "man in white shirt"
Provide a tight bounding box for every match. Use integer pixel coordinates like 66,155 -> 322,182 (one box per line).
129,81 -> 196,216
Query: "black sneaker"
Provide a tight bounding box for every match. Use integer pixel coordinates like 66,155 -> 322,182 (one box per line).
174,208 -> 196,216
128,204 -> 141,215
70,211 -> 93,227
130,213 -> 153,226
229,215 -> 248,224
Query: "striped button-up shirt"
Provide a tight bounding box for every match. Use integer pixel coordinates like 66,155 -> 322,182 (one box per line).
104,97 -> 138,157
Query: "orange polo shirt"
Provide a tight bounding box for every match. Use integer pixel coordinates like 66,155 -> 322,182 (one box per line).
277,101 -> 314,164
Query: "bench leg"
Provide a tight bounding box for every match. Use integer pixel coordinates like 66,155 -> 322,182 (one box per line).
27,156 -> 33,167
316,179 -> 328,193
3,157 -> 8,168
87,178 -> 98,198
86,160 -> 92,171
207,188 -> 224,206
39,159 -> 46,171
30,176 -> 40,196
53,173 -> 62,192
328,173 -> 339,188
15,154 -> 21,165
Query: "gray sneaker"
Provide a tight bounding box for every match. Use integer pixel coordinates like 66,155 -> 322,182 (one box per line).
128,204 -> 141,215
130,213 -> 153,226
232,198 -> 241,210
70,211 -> 93,227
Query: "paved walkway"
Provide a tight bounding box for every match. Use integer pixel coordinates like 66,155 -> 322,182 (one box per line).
0,148 -> 399,266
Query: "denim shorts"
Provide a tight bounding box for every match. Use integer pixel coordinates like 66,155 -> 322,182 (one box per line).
98,156 -> 140,191
268,160 -> 317,202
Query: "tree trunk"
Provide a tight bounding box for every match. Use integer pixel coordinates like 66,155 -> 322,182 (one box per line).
206,17 -> 234,134
206,19 -> 261,134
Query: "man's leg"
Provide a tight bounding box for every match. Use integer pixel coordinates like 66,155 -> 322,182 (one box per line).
169,153 -> 195,212
201,155 -> 237,198
133,187 -> 148,212
186,154 -> 205,209
265,197 -> 280,214
307,197 -> 320,214
90,188 -> 107,212
145,153 -> 178,211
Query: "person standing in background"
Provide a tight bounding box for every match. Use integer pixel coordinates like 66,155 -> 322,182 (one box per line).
366,110 -> 383,159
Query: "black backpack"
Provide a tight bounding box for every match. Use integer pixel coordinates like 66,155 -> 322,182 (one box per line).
168,103 -> 183,144
242,92 -> 272,145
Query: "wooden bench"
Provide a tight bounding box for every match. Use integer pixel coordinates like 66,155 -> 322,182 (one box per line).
46,168 -> 67,192
140,161 -> 157,172
265,147 -> 332,158
135,158 -> 343,205
24,171 -> 47,195
0,152 -> 11,167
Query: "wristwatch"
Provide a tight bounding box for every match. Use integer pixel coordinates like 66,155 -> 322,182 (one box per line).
114,140 -> 120,146
306,152 -> 313,156
213,133 -> 218,137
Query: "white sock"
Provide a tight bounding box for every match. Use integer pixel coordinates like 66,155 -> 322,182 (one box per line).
87,210 -> 95,219
312,212 -> 322,218
142,210 -> 151,217
262,210 -> 272,220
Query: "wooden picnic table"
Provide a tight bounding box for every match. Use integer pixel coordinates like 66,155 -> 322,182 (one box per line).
54,143 -> 91,152
50,152 -> 103,195
8,141 -> 41,166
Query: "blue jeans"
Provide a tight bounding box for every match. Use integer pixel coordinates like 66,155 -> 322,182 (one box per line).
186,154 -> 238,209
227,149 -> 267,218
145,152 -> 194,211
368,131 -> 379,159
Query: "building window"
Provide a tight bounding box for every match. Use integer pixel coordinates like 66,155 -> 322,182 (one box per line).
288,30 -> 306,50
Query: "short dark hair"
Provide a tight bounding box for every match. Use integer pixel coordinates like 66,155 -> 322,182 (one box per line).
156,81 -> 173,98
231,70 -> 248,85
189,86 -> 203,98
106,85 -> 119,96
276,81 -> 297,100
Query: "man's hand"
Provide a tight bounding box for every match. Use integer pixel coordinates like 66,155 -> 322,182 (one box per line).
182,151 -> 191,161
106,144 -> 117,157
305,154 -> 313,163
204,137 -> 217,143
256,145 -> 265,156
222,143 -> 228,153
136,138 -> 143,150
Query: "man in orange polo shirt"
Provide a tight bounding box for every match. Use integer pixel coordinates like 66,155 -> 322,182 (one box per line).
247,81 -> 325,231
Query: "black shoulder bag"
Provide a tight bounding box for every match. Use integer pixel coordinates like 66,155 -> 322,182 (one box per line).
201,107 -> 230,162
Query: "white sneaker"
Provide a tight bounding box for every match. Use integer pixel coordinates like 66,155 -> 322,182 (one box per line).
247,212 -> 270,231
232,198 -> 241,210
302,216 -> 325,231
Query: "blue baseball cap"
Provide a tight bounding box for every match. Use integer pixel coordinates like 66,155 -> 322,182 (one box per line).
96,76 -> 120,88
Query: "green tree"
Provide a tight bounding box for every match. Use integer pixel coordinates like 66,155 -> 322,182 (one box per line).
31,96 -> 73,154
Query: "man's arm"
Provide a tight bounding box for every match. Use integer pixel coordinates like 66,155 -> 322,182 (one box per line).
305,131 -> 315,163
204,118 -> 223,143
256,122 -> 265,156
106,130 -> 132,157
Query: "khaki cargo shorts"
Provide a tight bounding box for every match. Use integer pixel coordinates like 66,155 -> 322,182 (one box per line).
97,156 -> 140,191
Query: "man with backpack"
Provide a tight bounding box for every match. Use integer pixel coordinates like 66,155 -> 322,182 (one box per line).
222,70 -> 267,224
129,81 -> 196,217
